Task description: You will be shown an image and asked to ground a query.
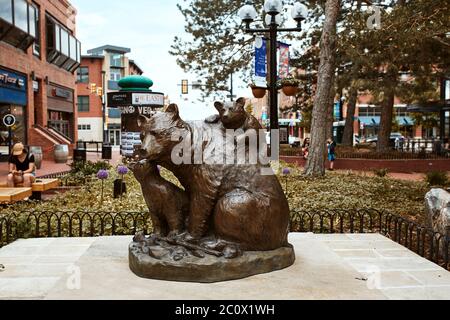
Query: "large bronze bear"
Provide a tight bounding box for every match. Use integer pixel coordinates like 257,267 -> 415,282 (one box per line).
137,104 -> 290,251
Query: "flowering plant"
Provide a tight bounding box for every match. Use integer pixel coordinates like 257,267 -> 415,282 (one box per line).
97,170 -> 109,204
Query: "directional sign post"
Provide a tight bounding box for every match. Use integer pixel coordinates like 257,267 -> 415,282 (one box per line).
3,114 -> 16,155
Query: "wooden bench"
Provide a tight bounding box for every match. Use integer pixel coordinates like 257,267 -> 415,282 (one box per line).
0,179 -> 60,200
0,188 -> 33,203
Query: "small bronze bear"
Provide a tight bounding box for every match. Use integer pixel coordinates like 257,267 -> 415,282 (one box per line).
205,97 -> 262,131
129,160 -> 189,237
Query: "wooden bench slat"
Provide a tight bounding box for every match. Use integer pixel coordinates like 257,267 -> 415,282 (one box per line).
0,188 -> 33,203
0,179 -> 60,192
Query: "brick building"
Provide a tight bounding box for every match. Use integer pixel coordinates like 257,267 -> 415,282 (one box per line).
76,45 -> 143,146
0,0 -> 80,161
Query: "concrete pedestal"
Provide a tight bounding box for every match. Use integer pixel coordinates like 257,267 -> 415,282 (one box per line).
0,233 -> 449,300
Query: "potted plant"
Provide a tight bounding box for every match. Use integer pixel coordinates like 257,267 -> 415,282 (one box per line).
249,83 -> 267,99
279,77 -> 300,96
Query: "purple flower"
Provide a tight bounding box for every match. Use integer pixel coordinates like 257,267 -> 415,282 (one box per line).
97,170 -> 109,180
282,168 -> 291,175
117,165 -> 129,175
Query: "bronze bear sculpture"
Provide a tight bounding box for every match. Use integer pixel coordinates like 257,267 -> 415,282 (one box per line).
137,103 -> 290,252
205,97 -> 262,131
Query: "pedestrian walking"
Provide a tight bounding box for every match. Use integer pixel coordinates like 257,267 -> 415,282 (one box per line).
327,138 -> 336,171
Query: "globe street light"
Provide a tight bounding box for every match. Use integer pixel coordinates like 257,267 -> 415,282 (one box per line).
238,1 -> 308,150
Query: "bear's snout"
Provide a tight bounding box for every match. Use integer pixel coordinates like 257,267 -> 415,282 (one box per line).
138,148 -> 149,159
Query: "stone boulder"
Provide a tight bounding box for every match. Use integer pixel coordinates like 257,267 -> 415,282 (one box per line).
425,188 -> 450,238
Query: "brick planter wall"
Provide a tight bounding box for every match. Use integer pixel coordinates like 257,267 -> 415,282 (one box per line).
281,156 -> 450,173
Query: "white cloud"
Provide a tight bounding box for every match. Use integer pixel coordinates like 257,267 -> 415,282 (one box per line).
70,0 -> 249,121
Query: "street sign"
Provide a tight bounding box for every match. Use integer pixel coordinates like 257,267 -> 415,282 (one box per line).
107,91 -> 165,107
3,114 -> 16,127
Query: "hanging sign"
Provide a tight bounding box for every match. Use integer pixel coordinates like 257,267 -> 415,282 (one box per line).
3,114 -> 16,127
254,37 -> 267,87
278,42 -> 290,79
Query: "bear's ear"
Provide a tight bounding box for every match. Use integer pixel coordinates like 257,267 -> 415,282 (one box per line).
214,102 -> 224,112
166,104 -> 180,119
236,97 -> 246,110
137,115 -> 150,128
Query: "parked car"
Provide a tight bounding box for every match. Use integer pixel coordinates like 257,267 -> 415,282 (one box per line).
363,133 -> 405,146
289,136 -> 301,148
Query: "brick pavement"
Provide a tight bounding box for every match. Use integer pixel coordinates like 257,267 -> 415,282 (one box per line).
0,151 -> 445,184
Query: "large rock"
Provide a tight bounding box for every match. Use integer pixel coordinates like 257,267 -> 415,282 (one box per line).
425,188 -> 450,238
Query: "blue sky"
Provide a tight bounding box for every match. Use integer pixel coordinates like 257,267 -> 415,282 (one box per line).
71,0 -> 223,120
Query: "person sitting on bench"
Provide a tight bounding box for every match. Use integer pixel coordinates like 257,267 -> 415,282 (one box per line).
7,143 -> 36,188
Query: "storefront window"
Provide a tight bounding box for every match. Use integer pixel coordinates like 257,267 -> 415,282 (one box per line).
0,0 -> 13,23
0,105 -> 26,156
14,0 -> 28,32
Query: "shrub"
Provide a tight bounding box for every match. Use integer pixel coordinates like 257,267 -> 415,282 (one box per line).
70,160 -> 112,176
424,171 -> 449,187
373,168 -> 389,178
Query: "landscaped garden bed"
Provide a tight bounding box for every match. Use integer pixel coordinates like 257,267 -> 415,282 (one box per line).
0,162 -> 432,224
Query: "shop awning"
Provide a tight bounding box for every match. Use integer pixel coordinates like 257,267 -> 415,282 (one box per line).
401,117 -> 414,126
358,116 -> 414,126
358,117 -> 380,126
407,100 -> 450,113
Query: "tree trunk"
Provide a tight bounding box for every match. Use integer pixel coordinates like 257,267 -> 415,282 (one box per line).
342,86 -> 358,146
377,87 -> 395,152
304,0 -> 341,177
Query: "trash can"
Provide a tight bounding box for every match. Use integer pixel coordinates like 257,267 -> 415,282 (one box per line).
54,144 -> 69,164
73,148 -> 87,162
102,144 -> 112,160
29,146 -> 43,169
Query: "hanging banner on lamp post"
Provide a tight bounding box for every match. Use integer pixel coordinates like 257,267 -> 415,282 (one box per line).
254,37 -> 267,87
278,42 -> 290,79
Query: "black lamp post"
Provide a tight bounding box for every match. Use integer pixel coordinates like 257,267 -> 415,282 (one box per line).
238,1 -> 307,149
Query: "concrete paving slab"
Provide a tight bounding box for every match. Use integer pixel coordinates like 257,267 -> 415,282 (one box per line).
0,234 -> 449,300
347,257 -> 443,273
381,286 -> 450,300
406,270 -> 450,286
334,249 -> 380,259
0,277 -> 60,299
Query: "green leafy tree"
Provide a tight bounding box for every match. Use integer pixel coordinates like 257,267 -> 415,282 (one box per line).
170,0 -> 260,99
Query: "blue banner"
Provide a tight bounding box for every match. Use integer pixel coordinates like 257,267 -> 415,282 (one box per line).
334,102 -> 341,121
254,37 -> 267,86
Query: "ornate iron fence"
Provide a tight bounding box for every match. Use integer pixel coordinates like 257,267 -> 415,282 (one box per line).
0,209 -> 448,271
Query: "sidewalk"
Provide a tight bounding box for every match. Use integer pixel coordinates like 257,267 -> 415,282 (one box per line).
0,153 -> 442,184
0,151 -> 123,184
